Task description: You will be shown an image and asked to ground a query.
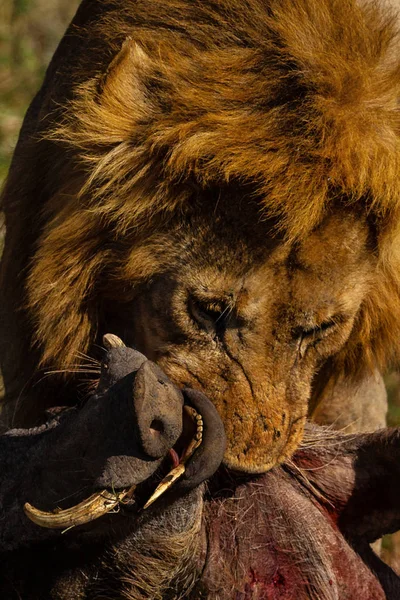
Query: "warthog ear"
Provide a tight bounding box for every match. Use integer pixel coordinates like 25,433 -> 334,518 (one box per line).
293,425 -> 400,543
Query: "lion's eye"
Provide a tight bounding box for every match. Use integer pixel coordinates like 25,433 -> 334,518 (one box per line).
301,319 -> 336,340
295,319 -> 338,358
188,297 -> 229,334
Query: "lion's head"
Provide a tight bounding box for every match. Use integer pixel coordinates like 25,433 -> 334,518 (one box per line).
2,0 -> 400,474
98,199 -> 376,472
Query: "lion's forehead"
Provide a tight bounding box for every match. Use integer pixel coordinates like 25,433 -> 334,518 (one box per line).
155,209 -> 374,318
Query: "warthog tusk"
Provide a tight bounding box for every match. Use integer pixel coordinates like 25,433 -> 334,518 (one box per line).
143,406 -> 203,509
24,486 -> 135,530
103,333 -> 126,349
142,464 -> 186,509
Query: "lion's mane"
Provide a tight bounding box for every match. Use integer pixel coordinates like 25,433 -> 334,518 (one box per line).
1,0 -> 400,418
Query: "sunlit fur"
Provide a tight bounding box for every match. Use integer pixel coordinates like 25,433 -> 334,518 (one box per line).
1,0 -> 400,470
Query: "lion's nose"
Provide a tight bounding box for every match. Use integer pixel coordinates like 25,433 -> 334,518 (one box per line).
132,360 -> 184,459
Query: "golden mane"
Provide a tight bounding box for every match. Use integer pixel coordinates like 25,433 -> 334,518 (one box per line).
2,0 -> 400,416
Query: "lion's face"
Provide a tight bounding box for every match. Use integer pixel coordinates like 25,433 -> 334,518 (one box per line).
103,195 -> 375,473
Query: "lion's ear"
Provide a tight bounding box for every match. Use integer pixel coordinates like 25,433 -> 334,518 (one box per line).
95,39 -> 156,135
55,38 -> 158,150
99,38 -> 148,90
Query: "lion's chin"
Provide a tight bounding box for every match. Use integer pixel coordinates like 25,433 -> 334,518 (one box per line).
222,415 -> 307,474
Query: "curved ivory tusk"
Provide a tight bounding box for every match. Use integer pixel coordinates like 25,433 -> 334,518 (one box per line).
143,464 -> 185,510
24,486 -> 135,530
103,333 -> 126,349
143,406 -> 203,509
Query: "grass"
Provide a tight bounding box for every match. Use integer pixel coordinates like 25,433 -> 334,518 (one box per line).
0,0 -> 79,186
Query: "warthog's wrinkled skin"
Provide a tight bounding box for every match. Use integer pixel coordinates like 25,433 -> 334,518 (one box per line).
0,347 -> 400,600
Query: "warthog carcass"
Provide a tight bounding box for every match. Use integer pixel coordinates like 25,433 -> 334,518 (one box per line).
1,339 -> 400,599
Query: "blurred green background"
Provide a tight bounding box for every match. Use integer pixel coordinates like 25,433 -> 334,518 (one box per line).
1,0 -> 400,571
0,0 -> 80,185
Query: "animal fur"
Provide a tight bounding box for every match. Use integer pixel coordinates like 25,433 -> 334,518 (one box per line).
1,0 -> 400,468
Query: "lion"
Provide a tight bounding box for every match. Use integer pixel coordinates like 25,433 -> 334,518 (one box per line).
1,0 -> 400,476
